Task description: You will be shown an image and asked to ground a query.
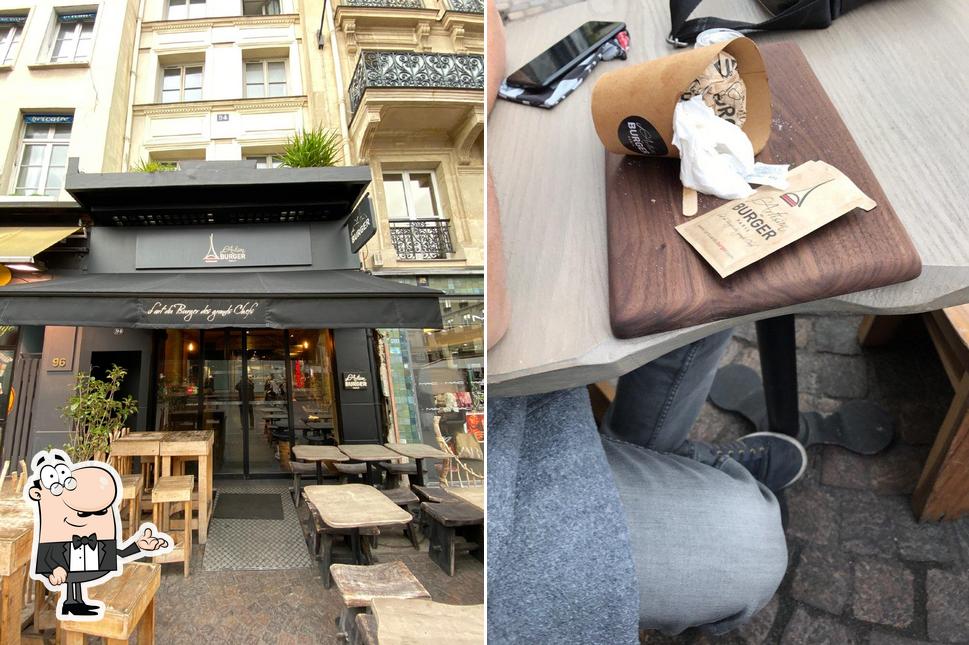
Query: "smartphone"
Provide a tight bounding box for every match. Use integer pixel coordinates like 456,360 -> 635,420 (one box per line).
505,21 -> 626,90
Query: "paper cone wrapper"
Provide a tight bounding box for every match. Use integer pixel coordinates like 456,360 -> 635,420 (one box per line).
591,37 -> 771,158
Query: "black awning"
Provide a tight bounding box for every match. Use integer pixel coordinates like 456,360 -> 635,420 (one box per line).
0,270 -> 443,329
65,159 -> 372,226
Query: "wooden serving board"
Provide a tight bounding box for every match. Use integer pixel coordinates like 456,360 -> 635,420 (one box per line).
606,42 -> 922,338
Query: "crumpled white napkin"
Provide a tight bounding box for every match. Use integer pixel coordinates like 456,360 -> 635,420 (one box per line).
672,95 -> 788,200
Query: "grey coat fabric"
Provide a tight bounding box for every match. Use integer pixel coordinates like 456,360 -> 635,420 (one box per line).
487,388 -> 639,644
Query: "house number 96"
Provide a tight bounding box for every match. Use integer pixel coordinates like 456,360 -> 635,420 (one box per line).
51,357 -> 67,368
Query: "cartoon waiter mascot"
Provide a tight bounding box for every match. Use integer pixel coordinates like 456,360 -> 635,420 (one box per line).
24,449 -> 172,619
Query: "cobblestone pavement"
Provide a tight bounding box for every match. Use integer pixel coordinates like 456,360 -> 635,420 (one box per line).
152,481 -> 483,644
641,314 -> 969,644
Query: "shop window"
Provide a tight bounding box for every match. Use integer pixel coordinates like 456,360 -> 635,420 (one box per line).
13,116 -> 72,197
243,0 -> 281,16
0,15 -> 26,65
246,154 -> 282,169
167,0 -> 206,20
245,60 -> 286,98
161,64 -> 203,103
49,10 -> 96,63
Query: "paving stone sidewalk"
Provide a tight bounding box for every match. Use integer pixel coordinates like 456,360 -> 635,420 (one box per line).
641,314 -> 969,645
151,481 -> 483,644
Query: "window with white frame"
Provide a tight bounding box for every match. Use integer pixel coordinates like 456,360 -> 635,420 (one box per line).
243,0 -> 281,16
13,117 -> 72,197
167,0 -> 206,20
50,11 -> 96,63
0,16 -> 26,65
246,155 -> 282,169
382,171 -> 441,220
244,60 -> 286,98
161,64 -> 203,103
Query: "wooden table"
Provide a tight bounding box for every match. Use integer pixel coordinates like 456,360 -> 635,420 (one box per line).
489,0 -> 969,395
111,430 -> 214,544
59,562 -> 160,645
339,444 -> 402,486
292,445 -> 348,484
371,598 -> 484,645
385,443 -> 448,487
0,498 -> 32,645
446,487 -> 484,512
302,484 -> 411,564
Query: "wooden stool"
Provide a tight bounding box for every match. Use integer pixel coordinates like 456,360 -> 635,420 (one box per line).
380,487 -> 421,550
151,475 -> 193,577
861,311 -> 969,521
120,474 -> 144,539
422,501 -> 483,577
58,562 -> 160,645
354,613 -> 378,645
331,561 -> 430,643
334,462 -> 367,484
305,501 -> 378,588
377,461 -> 417,488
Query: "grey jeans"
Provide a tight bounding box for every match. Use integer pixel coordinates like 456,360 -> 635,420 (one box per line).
602,330 -> 787,635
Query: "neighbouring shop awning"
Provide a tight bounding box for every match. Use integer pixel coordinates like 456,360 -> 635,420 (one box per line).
0,226 -> 81,263
0,270 -> 443,329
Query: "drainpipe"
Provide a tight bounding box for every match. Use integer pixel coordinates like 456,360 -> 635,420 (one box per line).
121,0 -> 148,170
321,0 -> 353,164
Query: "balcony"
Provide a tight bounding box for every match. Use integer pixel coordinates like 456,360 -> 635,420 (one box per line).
445,0 -> 483,12
341,0 -> 424,6
348,51 -> 483,118
389,219 -> 453,260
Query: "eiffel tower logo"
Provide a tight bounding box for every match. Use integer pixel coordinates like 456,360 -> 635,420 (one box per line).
203,233 -> 220,263
780,178 -> 835,208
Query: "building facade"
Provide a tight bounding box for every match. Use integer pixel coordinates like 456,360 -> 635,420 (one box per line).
0,0 -> 484,477
320,0 -> 484,446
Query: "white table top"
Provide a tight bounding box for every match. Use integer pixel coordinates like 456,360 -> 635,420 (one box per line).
446,487 -> 484,512
488,0 -> 969,396
385,442 -> 449,460
292,445 -> 348,462
302,484 -> 412,529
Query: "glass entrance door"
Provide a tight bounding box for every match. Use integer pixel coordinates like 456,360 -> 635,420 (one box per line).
154,328 -> 339,477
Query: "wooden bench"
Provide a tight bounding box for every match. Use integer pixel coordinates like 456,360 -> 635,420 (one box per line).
330,561 -> 430,643
379,488 -> 421,550
150,476 -> 193,576
58,562 -> 160,645
861,311 -> 969,521
377,461 -> 417,488
354,613 -> 378,645
421,501 -> 483,577
334,462 -> 368,484
305,501 -> 378,589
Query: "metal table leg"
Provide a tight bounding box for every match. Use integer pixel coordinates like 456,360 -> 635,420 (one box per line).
709,314 -> 895,454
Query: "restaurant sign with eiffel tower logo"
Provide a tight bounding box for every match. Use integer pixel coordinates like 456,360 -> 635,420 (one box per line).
134,225 -> 312,269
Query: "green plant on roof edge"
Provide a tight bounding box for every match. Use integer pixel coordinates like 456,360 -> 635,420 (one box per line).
131,159 -> 177,173
280,126 -> 343,168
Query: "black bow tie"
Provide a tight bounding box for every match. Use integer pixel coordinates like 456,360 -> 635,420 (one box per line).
72,534 -> 97,549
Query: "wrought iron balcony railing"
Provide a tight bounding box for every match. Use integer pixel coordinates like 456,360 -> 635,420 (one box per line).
445,0 -> 483,12
389,218 -> 454,260
348,51 -> 484,118
341,0 -> 423,7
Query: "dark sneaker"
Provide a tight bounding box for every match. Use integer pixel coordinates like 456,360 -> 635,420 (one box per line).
698,431 -> 807,493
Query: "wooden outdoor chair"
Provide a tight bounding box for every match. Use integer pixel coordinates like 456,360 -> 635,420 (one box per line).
150,475 -> 193,577
330,561 -> 430,643
861,310 -> 969,521
422,500 -> 483,577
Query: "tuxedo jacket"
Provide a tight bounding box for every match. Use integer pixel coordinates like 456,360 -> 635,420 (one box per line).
34,539 -> 140,576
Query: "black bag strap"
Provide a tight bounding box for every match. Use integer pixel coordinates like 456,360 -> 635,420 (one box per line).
668,0 -> 835,47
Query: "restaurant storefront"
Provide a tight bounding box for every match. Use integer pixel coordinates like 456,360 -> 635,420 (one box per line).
0,160 -> 444,477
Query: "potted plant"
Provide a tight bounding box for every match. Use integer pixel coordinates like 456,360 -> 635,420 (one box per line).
62,365 -> 138,462
280,126 -> 343,167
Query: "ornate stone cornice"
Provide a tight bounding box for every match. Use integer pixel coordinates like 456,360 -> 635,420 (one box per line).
143,13 -> 300,33
134,96 -> 308,117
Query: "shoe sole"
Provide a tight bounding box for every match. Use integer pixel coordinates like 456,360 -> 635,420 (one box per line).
743,431 -> 808,490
